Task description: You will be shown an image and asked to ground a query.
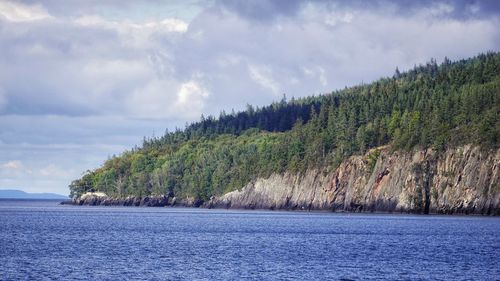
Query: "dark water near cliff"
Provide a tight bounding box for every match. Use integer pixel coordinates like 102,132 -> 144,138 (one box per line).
0,200 -> 499,280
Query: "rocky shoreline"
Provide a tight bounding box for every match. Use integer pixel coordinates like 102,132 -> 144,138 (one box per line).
62,192 -> 499,216
64,145 -> 500,216
60,194 -> 499,215
61,193 -> 205,208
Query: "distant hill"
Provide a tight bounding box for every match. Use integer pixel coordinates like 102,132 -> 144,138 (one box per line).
0,189 -> 68,199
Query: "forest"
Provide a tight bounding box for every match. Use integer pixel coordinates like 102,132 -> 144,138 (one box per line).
69,52 -> 500,201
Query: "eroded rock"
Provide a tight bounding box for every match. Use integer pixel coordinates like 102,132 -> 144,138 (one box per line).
209,145 -> 499,215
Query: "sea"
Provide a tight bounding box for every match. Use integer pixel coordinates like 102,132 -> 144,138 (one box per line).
0,199 -> 498,281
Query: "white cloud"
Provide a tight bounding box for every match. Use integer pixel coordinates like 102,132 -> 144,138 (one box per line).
158,18 -> 188,33
303,67 -> 314,77
2,160 -> 23,170
0,160 -> 33,179
148,51 -> 175,79
127,79 -> 178,119
39,164 -> 70,177
318,67 -> 327,87
73,15 -> 110,27
324,12 -> 354,27
303,67 -> 327,87
75,15 -> 187,33
80,59 -> 152,103
0,1 -> 52,22
73,15 -> 188,49
125,77 -> 209,120
174,80 -> 210,118
216,54 -> 243,68
248,64 -> 280,95
74,15 -> 188,43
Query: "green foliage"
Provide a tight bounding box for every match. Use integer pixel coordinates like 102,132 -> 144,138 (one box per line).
69,52 -> 500,200
367,149 -> 381,173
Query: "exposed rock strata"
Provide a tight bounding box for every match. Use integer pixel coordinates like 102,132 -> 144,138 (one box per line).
208,145 -> 499,215
68,145 -> 499,215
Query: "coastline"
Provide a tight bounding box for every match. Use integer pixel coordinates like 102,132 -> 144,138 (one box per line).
66,145 -> 500,217
60,195 -> 499,216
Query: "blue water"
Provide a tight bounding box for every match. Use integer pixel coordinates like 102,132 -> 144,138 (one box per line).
0,200 -> 499,280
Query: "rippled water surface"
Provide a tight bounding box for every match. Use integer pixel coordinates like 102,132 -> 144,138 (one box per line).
0,200 -> 499,280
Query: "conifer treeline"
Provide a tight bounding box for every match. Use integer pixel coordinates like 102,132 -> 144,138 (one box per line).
70,52 -> 500,200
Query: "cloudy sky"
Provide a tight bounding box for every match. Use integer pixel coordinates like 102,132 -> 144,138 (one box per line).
0,0 -> 499,195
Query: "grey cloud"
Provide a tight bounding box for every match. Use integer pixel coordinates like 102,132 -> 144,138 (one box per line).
216,0 -> 303,21
19,0 -> 211,22
0,14 -> 195,118
216,0 -> 500,22
0,115 -> 185,146
0,19 -> 121,116
380,0 -> 500,19
165,1 -> 500,115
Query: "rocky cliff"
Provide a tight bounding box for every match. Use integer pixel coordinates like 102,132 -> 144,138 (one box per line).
69,145 -> 500,215
208,145 -> 500,215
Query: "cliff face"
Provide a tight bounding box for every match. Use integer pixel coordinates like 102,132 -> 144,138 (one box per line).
208,145 -> 500,215
69,145 -> 499,215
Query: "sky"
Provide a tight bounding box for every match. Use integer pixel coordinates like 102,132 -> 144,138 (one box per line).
0,0 -> 499,195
